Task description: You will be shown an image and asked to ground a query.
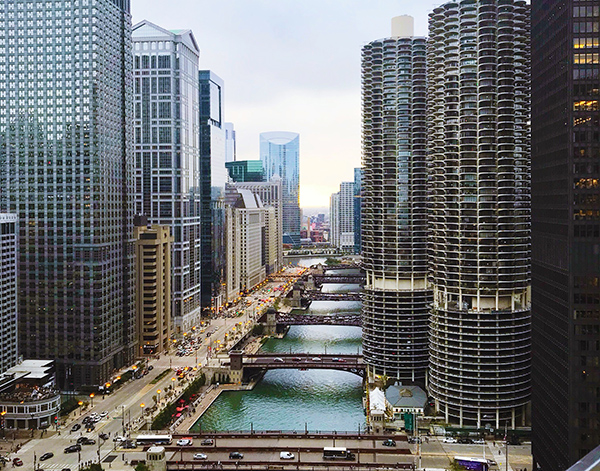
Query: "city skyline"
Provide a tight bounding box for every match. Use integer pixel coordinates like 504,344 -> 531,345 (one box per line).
129,0 -> 436,208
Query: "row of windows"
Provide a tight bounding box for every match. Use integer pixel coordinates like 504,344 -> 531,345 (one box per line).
574,37 -> 600,49
574,54 -> 600,65
135,54 -> 171,70
574,83 -> 600,96
574,209 -> 600,220
574,99 -> 599,111
574,6 -> 600,17
574,21 -> 599,33
575,310 -> 600,319
574,66 -> 599,79
574,225 -> 600,238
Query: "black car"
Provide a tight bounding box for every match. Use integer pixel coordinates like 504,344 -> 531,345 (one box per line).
76,437 -> 89,444
71,424 -> 81,432
99,433 -> 109,441
229,452 -> 243,459
382,439 -> 396,447
64,445 -> 81,454
40,452 -> 54,461
122,440 -> 136,449
200,439 -> 214,446
86,424 -> 95,432
458,437 -> 473,444
82,439 -> 96,445
408,437 -> 422,444
148,365 -> 154,371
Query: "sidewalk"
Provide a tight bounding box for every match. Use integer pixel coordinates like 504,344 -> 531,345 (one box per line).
489,442 -> 514,471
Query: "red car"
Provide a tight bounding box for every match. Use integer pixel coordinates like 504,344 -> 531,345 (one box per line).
13,458 -> 23,467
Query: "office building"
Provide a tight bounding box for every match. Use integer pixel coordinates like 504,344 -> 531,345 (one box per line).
225,187 -> 267,301
260,132 -> 300,245
428,0 -> 531,426
132,21 -> 202,335
0,214 -> 18,374
0,0 -> 135,388
224,122 -> 236,163
230,179 -> 283,274
330,182 -> 355,252
531,0 -> 600,466
354,168 -> 363,255
361,16 -> 431,384
226,160 -> 264,183
199,70 -> 228,314
134,220 -> 172,357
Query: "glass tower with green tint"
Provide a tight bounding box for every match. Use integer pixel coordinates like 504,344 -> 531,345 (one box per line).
0,0 -> 135,389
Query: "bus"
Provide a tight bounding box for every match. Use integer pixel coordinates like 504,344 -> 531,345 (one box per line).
135,434 -> 173,446
323,447 -> 355,460
454,457 -> 489,471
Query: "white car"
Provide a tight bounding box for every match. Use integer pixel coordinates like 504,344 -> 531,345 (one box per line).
193,453 -> 207,460
177,439 -> 193,446
442,437 -> 457,443
473,438 -> 485,444
113,436 -> 126,442
100,411 -> 109,418
280,452 -> 295,460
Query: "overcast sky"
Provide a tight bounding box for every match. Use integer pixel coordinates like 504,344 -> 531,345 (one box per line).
131,1 -> 436,208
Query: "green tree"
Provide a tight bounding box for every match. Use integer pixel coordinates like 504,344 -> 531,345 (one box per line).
135,463 -> 151,471
447,460 -> 467,471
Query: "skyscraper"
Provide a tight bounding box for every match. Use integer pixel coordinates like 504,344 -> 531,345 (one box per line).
353,167 -> 363,255
224,122 -> 236,163
0,0 -> 135,388
531,0 -> 600,466
199,70 -> 228,313
132,21 -> 202,335
329,182 -> 355,252
428,0 -> 531,427
0,213 -> 18,374
260,132 -> 300,245
361,16 -> 431,383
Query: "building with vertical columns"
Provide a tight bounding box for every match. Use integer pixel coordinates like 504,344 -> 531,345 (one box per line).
531,0 -> 600,466
0,214 -> 18,374
0,0 -> 135,388
132,21 -> 202,336
135,220 -> 173,357
427,0 -> 531,427
361,16 -> 431,384
329,182 -> 355,252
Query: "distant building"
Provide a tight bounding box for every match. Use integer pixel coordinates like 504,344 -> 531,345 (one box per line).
132,21 -> 202,335
260,132 -> 300,245
353,168 -> 363,254
199,71 -> 228,314
134,220 -> 173,357
385,384 -> 427,418
226,160 -> 265,182
225,188 -> 268,301
0,214 -> 18,374
224,123 -> 236,163
329,192 -> 339,248
330,182 -> 355,252
531,0 -> 600,466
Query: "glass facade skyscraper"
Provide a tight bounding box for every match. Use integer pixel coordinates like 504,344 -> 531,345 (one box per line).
531,0 -> 600,466
427,0 -> 531,427
0,0 -> 135,388
0,213 -> 18,374
361,17 -> 431,384
199,70 -> 227,313
260,132 -> 300,246
132,21 -> 202,335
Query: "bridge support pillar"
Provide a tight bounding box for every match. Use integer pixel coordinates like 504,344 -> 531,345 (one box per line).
230,350 -> 244,384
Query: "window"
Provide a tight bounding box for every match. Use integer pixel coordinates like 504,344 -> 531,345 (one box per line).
158,77 -> 170,94
158,127 -> 171,144
157,55 -> 170,69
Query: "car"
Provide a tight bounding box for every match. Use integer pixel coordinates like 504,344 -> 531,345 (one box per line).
71,423 -> 81,432
176,438 -> 193,446
148,365 -> 154,371
61,468 -> 72,471
200,439 -> 214,446
473,438 -> 485,444
487,460 -> 497,466
382,439 -> 396,447
193,453 -> 208,460
13,458 -> 23,466
442,437 -> 457,443
311,357 -> 322,361
113,435 -> 126,442
82,439 -> 96,445
280,452 -> 295,460
86,424 -> 95,432
40,452 -> 54,461
458,437 -> 473,444
291,357 -> 302,362
274,357 -> 284,363
99,433 -> 109,441
229,452 -> 243,459
0,457 -> 8,464
122,440 -> 136,449
64,445 -> 81,454
100,411 -> 108,417
408,437 -> 421,444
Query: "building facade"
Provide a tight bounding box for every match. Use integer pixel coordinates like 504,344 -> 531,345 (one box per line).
224,122 -> 236,163
199,70 -> 228,315
0,214 -> 18,374
361,16 -> 431,384
0,0 -> 135,388
427,0 -> 531,427
260,132 -> 300,245
226,160 -> 264,183
354,167 -> 363,255
330,182 -> 355,252
531,0 -> 600,466
132,21 -> 202,336
134,221 -> 172,357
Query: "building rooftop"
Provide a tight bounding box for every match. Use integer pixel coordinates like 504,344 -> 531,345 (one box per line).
385,384 -> 427,409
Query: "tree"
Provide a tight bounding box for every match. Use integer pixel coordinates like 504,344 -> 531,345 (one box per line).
447,461 -> 467,471
135,463 -> 151,471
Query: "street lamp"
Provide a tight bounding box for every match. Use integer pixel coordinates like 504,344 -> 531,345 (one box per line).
157,390 -> 161,403
89,393 -> 94,407
78,401 -> 83,415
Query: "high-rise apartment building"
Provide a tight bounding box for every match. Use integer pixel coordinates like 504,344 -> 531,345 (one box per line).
428,0 -> 531,427
0,214 -> 18,374
353,168 -> 363,255
330,182 -> 355,252
361,16 -> 431,384
0,0 -> 135,388
531,0 -> 600,466
132,21 -> 202,335
134,220 -> 172,357
260,132 -> 300,245
224,123 -> 236,163
199,70 -> 228,314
